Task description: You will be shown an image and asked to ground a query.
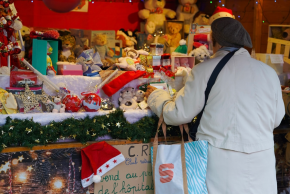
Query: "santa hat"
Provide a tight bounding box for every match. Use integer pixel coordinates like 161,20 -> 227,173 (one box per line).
81,141 -> 125,188
209,6 -> 235,24
172,39 -> 188,55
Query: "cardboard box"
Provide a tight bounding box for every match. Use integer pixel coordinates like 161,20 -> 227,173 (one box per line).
187,24 -> 212,54
171,56 -> 195,71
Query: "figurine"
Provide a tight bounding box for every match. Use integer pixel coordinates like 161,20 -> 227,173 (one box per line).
47,96 -> 65,113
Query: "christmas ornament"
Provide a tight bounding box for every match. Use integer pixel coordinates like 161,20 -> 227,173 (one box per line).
62,94 -> 82,113
100,98 -> 114,110
116,122 -> 121,128
81,92 -> 101,112
14,84 -> 44,113
43,0 -> 81,13
26,165 -> 33,172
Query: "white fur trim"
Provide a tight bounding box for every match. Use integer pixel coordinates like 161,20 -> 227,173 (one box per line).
209,12 -> 235,24
81,173 -> 94,188
93,175 -> 101,183
179,39 -> 186,45
97,153 -> 125,177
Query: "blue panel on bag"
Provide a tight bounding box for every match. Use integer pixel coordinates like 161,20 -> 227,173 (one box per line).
184,140 -> 208,194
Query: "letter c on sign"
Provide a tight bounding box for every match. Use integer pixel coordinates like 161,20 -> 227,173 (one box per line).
159,163 -> 174,183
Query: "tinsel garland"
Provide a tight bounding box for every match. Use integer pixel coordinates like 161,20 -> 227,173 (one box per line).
0,109 -> 180,152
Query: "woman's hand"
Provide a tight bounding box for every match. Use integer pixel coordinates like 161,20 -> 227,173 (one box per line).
145,85 -> 157,100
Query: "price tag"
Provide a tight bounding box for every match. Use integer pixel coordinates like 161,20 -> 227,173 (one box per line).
270,54 -> 284,64
9,3 -> 18,16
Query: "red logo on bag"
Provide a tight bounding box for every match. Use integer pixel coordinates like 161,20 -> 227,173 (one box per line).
159,163 -> 174,183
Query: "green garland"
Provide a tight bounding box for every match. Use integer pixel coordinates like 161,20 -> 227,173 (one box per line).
0,109 -> 180,152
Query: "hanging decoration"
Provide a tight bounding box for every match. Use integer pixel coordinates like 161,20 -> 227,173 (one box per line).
42,0 -> 81,13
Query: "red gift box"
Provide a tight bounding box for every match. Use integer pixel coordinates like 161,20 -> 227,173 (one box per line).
10,71 -> 38,87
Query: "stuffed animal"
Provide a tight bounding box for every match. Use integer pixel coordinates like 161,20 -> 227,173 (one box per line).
116,29 -> 137,48
138,0 -> 176,34
119,87 -> 138,110
176,0 -> 199,33
189,45 -> 210,63
193,12 -> 210,25
59,32 -> 76,63
47,43 -> 56,76
116,48 -> 149,71
135,90 -> 145,103
47,97 -> 65,113
92,34 -> 114,65
166,22 -> 183,48
76,49 -> 102,76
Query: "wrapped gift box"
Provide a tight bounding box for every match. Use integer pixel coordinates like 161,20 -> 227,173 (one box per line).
57,64 -> 83,76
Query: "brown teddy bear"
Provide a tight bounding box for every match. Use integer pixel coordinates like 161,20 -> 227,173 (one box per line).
166,22 -> 183,48
92,34 -> 115,66
59,33 -> 76,63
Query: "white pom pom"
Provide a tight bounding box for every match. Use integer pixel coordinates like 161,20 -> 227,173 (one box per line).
12,20 -> 23,31
93,175 -> 101,183
179,39 -> 186,45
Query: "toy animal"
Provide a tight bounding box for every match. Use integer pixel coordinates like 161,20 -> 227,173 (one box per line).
193,12 -> 210,25
116,48 -> 149,71
59,32 -> 76,63
116,29 -> 137,48
135,90 -> 145,103
176,0 -> 199,33
189,45 -> 210,63
92,33 -> 114,67
119,87 -> 138,110
47,97 -> 65,113
167,22 -> 183,48
138,0 -> 176,34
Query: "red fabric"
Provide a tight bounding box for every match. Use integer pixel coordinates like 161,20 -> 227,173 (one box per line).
194,34 -> 210,42
81,141 -> 122,180
212,6 -> 233,15
102,70 -> 146,97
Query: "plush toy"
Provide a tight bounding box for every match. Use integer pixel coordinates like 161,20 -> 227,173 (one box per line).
176,0 -> 199,33
116,29 -> 137,48
92,34 -> 114,65
189,45 -> 210,63
76,49 -> 102,76
119,87 -> 138,110
138,0 -> 176,34
47,96 -> 65,113
59,32 -> 76,63
193,12 -> 210,25
46,43 -> 56,76
135,90 -> 145,103
166,22 -> 183,48
116,48 -> 149,71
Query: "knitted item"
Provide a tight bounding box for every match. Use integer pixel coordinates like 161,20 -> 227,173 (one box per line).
174,39 -> 187,54
102,70 -> 146,97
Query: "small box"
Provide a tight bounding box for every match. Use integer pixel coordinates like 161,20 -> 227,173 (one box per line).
57,64 -> 83,75
10,71 -> 38,87
171,56 -> 195,71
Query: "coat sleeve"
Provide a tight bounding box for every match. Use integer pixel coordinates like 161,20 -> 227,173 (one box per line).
148,65 -> 207,126
274,78 -> 285,128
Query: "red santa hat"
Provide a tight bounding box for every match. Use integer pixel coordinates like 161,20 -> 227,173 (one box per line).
209,6 -> 235,24
81,141 -> 125,188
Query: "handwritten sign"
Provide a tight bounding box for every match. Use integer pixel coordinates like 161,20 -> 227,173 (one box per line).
94,143 -> 154,194
270,54 -> 284,64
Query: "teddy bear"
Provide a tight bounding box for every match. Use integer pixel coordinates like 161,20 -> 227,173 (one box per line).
176,0 -> 199,33
135,90 -> 145,103
189,45 -> 210,64
116,29 -> 137,48
138,0 -> 176,34
92,33 -> 115,67
59,32 -> 77,63
166,22 -> 183,48
119,87 -> 138,110
47,96 -> 66,113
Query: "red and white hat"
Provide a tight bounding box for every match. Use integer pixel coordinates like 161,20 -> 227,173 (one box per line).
81,141 -> 125,188
209,6 -> 235,24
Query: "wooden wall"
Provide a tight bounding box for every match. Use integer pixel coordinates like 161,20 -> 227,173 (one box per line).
224,0 -> 290,53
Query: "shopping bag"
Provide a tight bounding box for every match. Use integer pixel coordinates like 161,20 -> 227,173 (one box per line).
151,113 -> 208,194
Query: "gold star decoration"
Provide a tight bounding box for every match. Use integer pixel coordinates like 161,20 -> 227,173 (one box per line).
18,155 -> 24,162
9,126 -> 13,130
107,123 -> 110,126
93,119 -> 96,123
1,131 -> 4,135
2,143 -> 7,149
72,135 -> 76,139
14,83 -> 44,113
86,130 -> 89,135
106,115 -> 109,118
25,128 -> 32,134
101,124 -> 106,129
116,122 -> 121,128
27,165 -> 33,172
35,139 -> 40,143
91,133 -> 96,137
0,162 -> 10,173
40,131 -> 43,134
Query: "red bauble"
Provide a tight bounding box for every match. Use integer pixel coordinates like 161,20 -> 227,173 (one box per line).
43,0 -> 81,13
81,92 -> 101,112
62,94 -> 82,112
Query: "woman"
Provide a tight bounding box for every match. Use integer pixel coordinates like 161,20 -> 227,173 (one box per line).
146,17 -> 285,193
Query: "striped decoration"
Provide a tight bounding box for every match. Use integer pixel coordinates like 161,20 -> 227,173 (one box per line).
185,140 -> 208,194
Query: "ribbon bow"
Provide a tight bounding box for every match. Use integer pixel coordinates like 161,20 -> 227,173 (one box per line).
150,7 -> 163,14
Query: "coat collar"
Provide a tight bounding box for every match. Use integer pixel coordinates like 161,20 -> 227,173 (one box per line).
211,48 -> 251,59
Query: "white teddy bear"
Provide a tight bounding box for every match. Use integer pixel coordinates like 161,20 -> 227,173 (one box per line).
119,87 -> 138,110
188,45 -> 210,63
47,96 -> 66,113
